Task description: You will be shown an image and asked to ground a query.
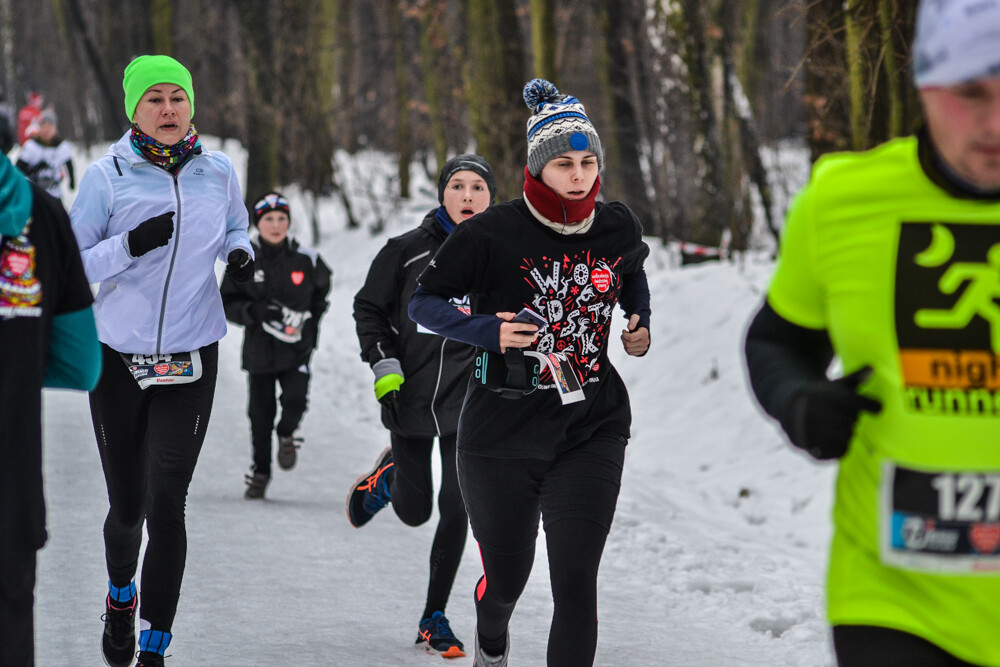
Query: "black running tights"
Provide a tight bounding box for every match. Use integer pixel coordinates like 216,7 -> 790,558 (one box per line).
458,431 -> 626,667
390,432 -> 468,618
833,625 -> 979,666
89,343 -> 217,632
0,546 -> 35,666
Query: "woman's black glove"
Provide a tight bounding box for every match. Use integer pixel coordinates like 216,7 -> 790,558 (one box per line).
226,249 -> 255,283
780,366 -> 882,460
127,211 -> 174,257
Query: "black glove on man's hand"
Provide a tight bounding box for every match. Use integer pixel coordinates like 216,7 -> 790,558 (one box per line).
780,366 -> 882,460
127,211 -> 174,257
226,249 -> 254,283
250,300 -> 282,323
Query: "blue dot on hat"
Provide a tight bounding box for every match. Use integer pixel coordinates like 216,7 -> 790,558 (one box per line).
569,132 -> 589,151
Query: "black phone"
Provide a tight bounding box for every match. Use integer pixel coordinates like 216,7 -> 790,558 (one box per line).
510,307 -> 547,333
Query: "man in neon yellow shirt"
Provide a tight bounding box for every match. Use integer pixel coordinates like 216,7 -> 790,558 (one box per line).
745,1 -> 1000,664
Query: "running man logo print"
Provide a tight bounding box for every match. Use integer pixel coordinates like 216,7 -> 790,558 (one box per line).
895,222 -> 1000,416
521,250 -> 621,386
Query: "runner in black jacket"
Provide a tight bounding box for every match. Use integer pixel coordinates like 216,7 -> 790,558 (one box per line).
348,155 -> 497,658
221,192 -> 332,499
407,81 -> 651,667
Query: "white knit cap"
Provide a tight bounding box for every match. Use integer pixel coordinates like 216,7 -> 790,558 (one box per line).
913,0 -> 1000,87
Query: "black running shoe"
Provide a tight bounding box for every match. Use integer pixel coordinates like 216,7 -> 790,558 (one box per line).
415,611 -> 465,658
346,447 -> 394,528
244,470 -> 270,499
136,652 -> 165,667
101,594 -> 137,667
276,435 -> 301,470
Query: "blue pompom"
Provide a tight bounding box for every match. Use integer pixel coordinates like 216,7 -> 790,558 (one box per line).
523,79 -> 561,111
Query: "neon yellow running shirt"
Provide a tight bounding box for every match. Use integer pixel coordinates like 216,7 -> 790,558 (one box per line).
769,135 -> 1000,666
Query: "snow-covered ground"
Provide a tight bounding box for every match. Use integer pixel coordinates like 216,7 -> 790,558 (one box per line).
31,142 -> 836,665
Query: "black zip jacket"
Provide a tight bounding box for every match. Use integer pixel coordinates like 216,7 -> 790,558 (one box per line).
221,237 -> 331,374
354,210 -> 476,438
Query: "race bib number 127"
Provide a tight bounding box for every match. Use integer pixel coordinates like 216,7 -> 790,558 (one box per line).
881,462 -> 1000,573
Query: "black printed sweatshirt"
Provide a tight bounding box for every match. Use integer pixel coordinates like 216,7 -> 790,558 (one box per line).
409,197 -> 650,460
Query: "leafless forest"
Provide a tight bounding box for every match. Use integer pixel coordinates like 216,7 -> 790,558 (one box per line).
0,0 -> 916,246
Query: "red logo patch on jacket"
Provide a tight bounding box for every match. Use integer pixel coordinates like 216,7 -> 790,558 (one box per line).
290,271 -> 304,286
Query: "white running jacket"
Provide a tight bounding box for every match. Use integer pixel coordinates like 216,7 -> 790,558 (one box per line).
69,132 -> 253,354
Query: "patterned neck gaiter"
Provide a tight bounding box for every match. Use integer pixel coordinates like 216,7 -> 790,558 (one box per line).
130,123 -> 200,171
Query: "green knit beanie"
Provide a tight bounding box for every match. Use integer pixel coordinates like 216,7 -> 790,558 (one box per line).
122,55 -> 195,122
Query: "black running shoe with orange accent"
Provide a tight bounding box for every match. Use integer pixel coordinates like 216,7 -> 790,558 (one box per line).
415,611 -> 465,658
101,594 -> 137,667
346,446 -> 394,528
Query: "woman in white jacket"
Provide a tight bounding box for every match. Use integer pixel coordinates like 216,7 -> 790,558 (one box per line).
69,55 -> 254,667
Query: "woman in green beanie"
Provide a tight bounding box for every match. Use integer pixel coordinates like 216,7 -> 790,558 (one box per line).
69,54 -> 255,667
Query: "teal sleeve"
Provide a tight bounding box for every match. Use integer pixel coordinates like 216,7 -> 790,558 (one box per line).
44,306 -> 102,390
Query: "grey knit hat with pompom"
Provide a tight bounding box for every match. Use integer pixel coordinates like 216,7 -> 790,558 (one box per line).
523,79 -> 603,177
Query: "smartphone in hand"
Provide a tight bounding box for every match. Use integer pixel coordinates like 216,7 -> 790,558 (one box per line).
511,307 -> 547,333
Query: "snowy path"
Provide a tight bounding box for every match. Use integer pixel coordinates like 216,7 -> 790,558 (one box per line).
34,221 -> 836,665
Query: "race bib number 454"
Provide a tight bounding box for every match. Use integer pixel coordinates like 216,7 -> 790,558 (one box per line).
120,351 -> 203,390
881,462 -> 1000,573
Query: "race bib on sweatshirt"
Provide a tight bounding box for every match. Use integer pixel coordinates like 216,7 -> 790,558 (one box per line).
880,462 -> 1000,573
120,350 -> 202,390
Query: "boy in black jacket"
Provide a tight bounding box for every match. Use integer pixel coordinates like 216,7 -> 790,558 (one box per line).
221,192 -> 332,499
349,155 -> 496,658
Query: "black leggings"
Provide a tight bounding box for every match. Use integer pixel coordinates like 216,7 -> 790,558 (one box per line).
390,432 -> 468,617
0,546 -> 35,666
833,625 -> 980,666
89,343 -> 218,632
247,366 -> 310,475
458,431 -> 626,667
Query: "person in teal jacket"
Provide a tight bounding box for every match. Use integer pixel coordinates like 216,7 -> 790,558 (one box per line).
0,155 -> 101,667
744,1 -> 1000,664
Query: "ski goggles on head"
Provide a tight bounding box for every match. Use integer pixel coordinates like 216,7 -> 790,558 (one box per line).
253,193 -> 290,217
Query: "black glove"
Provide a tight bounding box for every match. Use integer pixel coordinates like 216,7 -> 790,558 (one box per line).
780,366 -> 882,460
250,300 -> 282,323
127,211 -> 174,257
226,249 -> 254,283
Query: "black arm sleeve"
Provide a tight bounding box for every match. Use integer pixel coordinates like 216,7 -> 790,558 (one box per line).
220,273 -> 256,326
619,268 -> 651,330
743,300 -> 834,424
311,256 -> 333,322
354,242 -> 403,365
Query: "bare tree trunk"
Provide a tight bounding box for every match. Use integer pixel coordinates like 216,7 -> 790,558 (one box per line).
150,0 -> 173,55
844,0 -> 867,150
878,0 -> 902,139
529,0 -> 556,80
598,0 -> 655,231
418,0 -> 448,171
464,0 -> 526,201
236,0 -> 279,203
678,0 -> 729,245
63,0 -> 121,137
391,0 -> 411,198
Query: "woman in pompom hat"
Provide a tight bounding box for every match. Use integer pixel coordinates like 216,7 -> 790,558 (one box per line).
221,191 -> 332,499
409,80 -> 651,666
69,54 -> 254,667
347,154 -> 496,658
